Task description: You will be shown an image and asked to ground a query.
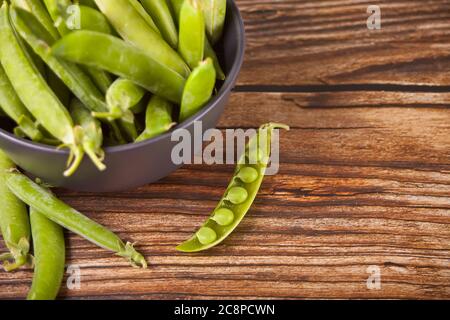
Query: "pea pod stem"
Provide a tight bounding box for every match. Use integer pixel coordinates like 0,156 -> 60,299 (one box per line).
27,206 -> 65,300
176,123 -> 289,252
70,99 -> 106,171
6,171 -> 147,268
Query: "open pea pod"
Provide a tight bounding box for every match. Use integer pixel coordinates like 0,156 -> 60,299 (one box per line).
176,123 -> 289,252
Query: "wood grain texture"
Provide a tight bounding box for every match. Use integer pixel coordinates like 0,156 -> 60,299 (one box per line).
0,0 -> 449,300
236,0 -> 450,86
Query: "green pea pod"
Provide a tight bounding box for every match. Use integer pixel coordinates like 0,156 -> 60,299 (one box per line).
128,0 -> 160,35
94,78 -> 145,120
0,64 -> 43,141
6,171 -> 147,268
94,0 -> 189,77
141,0 -> 178,48
177,123 -> 290,252
204,37 -> 225,80
27,207 -> 65,300
0,3 -> 83,177
93,78 -> 144,141
70,99 -> 106,171
78,4 -> 111,34
11,0 -> 60,40
52,30 -> 186,104
0,150 -> 31,271
11,8 -> 107,114
201,0 -> 226,45
43,0 -> 72,36
179,58 -> 216,122
136,95 -> 175,142
179,0 -> 205,70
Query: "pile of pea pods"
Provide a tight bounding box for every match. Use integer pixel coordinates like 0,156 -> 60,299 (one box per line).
0,0 -> 225,176
0,0 -> 291,301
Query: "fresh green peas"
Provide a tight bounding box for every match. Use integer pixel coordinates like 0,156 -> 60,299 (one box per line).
211,208 -> 234,226
27,206 -> 65,300
141,0 -> 178,49
0,150 -> 31,272
94,0 -> 190,77
201,0 -> 227,45
135,95 -> 175,143
237,167 -> 259,184
0,3 -> 83,177
6,171 -> 147,268
196,227 -> 217,245
226,186 -> 248,205
179,58 -> 216,122
177,123 -> 290,252
178,0 -> 205,70
52,30 -> 186,104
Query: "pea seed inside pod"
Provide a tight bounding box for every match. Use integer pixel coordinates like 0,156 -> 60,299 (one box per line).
226,186 -> 248,205
212,208 -> 234,226
237,167 -> 259,184
196,227 -> 217,245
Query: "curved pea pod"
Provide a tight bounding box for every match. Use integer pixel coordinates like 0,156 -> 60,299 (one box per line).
179,0 -> 205,70
27,207 -> 65,300
70,99 -> 106,171
0,150 -> 31,271
179,58 -> 216,122
6,171 -> 147,268
0,3 -> 83,177
94,0 -> 189,78
141,0 -> 178,49
0,65 -> 43,141
11,0 -> 60,40
136,95 -> 176,142
11,8 -> 107,114
201,0 -> 226,45
204,37 -> 225,80
176,123 -> 290,252
52,30 -> 186,104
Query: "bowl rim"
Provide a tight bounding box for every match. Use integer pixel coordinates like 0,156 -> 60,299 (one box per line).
0,0 -> 246,155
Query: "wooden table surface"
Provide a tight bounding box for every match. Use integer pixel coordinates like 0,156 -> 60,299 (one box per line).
1,0 -> 449,300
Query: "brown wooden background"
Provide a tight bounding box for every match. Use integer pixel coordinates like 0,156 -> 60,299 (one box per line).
1,0 -> 449,299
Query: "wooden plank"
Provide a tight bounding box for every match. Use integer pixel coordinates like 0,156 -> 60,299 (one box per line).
236,0 -> 450,86
1,92 -> 448,299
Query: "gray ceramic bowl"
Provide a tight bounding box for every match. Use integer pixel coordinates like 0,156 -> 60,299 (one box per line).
0,0 -> 245,192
